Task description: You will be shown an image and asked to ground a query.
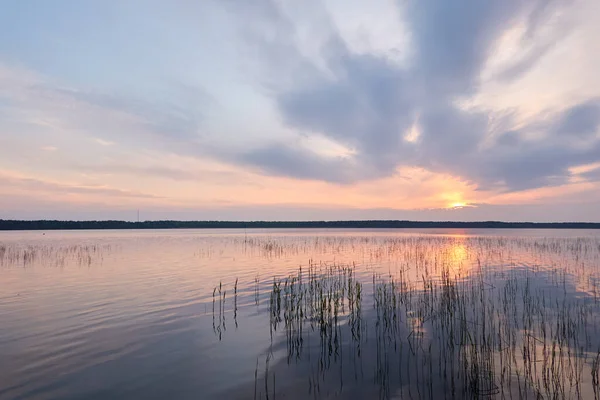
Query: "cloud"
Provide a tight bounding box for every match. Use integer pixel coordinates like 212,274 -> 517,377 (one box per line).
41,85 -> 212,142
419,100 -> 600,191
72,163 -> 256,186
405,0 -> 526,96
495,40 -> 557,83
0,64 -> 214,158
93,138 -> 115,146
551,98 -> 600,138
0,172 -> 161,199
217,0 -> 600,194
239,143 -> 364,183
275,49 -> 413,174
581,166 -> 600,182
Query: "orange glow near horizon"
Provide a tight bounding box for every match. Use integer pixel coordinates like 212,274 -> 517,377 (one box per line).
2,158 -> 599,217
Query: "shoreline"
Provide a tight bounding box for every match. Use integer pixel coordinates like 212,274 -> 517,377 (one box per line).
1,220 -> 600,231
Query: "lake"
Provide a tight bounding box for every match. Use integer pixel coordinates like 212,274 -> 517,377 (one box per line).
2,228 -> 600,399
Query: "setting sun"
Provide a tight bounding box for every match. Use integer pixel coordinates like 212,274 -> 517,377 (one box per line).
449,202 -> 467,209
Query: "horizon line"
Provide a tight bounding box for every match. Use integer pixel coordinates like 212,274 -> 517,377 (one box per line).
1,219 -> 600,231
2,218 -> 600,223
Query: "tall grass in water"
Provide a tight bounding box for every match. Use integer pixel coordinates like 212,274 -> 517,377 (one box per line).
224,235 -> 600,399
0,244 -> 112,267
212,281 -> 228,340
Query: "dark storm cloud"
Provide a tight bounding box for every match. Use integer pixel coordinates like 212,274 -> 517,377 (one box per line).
224,0 -> 600,192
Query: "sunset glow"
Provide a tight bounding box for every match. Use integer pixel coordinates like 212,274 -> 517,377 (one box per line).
0,1 -> 599,221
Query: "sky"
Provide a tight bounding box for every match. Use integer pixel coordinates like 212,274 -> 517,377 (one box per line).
1,0 -> 600,222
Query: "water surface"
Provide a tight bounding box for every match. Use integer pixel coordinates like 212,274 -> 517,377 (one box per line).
2,229 -> 600,399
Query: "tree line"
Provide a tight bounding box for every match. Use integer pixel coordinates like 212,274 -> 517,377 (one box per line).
0,219 -> 599,231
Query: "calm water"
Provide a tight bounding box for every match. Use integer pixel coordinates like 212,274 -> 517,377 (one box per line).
2,228 -> 600,399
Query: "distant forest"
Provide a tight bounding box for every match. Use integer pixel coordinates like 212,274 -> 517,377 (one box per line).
1,220 -> 599,231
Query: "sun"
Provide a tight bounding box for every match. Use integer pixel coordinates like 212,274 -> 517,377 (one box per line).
441,192 -> 473,209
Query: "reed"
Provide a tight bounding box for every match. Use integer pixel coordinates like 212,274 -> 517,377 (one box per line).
227,235 -> 600,399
